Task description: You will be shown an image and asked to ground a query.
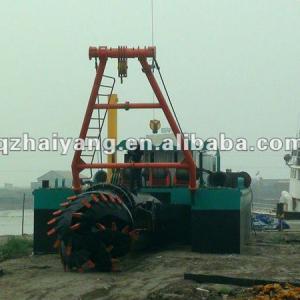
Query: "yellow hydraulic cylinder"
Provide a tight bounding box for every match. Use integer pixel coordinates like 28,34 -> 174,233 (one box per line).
107,94 -> 118,182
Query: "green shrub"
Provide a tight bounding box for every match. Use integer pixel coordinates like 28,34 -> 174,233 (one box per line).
0,236 -> 32,261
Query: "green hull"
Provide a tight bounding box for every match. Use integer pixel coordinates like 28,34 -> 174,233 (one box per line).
33,186 -> 251,254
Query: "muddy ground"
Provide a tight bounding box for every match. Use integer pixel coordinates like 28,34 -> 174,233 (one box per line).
0,225 -> 300,300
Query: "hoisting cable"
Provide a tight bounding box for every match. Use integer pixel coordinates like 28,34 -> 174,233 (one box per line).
151,0 -> 154,48
151,0 -> 155,120
149,2 -> 183,134
153,58 -> 184,135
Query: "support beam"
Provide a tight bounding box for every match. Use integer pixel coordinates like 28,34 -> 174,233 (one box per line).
107,94 -> 118,182
89,46 -> 156,59
72,46 -> 197,193
78,162 -> 190,169
94,103 -> 161,110
72,58 -> 107,191
139,57 -> 197,190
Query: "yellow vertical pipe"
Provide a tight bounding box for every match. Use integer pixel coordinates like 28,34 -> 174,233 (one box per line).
107,94 -> 118,182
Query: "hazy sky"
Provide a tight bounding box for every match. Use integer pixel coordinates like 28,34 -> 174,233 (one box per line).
1,0 -> 300,186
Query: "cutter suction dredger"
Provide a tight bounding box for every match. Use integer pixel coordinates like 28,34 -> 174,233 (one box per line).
33,46 -> 252,273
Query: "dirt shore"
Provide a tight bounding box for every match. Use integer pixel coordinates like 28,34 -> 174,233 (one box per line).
1,229 -> 300,300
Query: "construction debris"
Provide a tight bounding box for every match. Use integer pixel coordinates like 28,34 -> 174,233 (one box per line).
253,283 -> 300,300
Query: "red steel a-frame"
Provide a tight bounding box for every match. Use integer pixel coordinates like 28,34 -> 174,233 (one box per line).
72,46 -> 196,192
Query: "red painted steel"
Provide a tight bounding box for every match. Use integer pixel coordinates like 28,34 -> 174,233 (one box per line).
94,103 -> 161,109
72,46 -> 197,192
78,162 -> 189,169
72,58 -> 107,190
139,57 -> 197,189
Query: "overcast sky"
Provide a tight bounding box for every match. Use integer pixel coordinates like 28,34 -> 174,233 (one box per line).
1,0 -> 300,186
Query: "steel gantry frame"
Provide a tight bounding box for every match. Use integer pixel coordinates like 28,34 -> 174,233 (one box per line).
72,46 -> 197,192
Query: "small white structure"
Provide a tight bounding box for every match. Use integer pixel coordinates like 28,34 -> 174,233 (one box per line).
283,129 -> 300,212
286,165 -> 300,212
31,170 -> 86,189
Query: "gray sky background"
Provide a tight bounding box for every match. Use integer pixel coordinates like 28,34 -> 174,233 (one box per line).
1,0 -> 300,186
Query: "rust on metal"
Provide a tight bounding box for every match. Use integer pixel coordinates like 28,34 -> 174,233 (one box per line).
89,46 -> 156,59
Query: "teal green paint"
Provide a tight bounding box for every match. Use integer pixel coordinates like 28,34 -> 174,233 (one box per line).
33,188 -> 74,210
33,186 -> 250,211
192,188 -> 241,210
140,186 -> 249,210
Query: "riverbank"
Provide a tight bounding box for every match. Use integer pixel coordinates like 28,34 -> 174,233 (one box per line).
1,228 -> 300,300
